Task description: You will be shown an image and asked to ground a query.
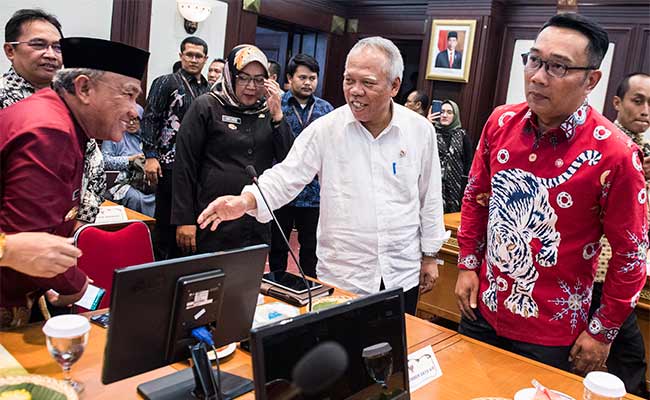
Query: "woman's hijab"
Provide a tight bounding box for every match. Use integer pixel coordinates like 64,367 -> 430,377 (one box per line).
211,44 -> 270,114
435,99 -> 462,132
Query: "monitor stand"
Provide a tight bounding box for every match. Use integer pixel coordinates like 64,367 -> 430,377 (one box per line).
137,343 -> 253,400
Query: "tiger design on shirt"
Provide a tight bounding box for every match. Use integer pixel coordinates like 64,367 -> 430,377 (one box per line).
484,150 -> 602,318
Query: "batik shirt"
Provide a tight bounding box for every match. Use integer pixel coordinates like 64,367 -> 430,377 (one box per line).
457,102 -> 647,346
280,91 -> 334,207
0,67 -> 104,223
141,69 -> 209,169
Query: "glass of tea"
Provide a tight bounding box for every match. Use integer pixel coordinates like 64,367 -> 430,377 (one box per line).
42,314 -> 91,393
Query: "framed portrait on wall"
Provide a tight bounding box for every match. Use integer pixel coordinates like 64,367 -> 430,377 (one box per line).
425,20 -> 477,83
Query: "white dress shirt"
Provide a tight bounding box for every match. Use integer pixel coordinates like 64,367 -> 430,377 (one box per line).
243,103 -> 449,295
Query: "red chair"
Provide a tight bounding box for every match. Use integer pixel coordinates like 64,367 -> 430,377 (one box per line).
73,221 -> 154,310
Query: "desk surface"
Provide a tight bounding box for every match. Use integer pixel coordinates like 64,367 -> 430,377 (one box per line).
1,307 -> 642,400
415,335 -> 643,400
101,200 -> 155,229
0,312 -> 453,399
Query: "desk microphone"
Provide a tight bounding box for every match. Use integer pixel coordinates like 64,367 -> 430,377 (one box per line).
245,165 -> 313,311
272,341 -> 349,400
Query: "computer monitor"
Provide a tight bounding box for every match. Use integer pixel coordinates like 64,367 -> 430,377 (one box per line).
101,244 -> 268,399
250,288 -> 410,400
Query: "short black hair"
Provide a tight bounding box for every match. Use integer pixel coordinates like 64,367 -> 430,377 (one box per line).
540,13 -> 609,68
616,72 -> 650,99
286,53 -> 320,77
268,60 -> 281,78
409,90 -> 429,109
211,58 -> 225,65
180,36 -> 208,55
5,8 -> 63,42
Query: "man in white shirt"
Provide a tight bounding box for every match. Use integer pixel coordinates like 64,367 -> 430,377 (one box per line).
197,36 -> 448,314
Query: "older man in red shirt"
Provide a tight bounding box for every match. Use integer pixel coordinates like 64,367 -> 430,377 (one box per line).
0,37 -> 149,328
455,13 -> 647,378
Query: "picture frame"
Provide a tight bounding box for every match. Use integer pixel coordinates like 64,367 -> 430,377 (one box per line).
425,19 -> 477,83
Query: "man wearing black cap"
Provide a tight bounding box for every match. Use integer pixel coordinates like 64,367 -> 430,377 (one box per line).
0,37 -> 149,328
434,31 -> 462,69
1,9 -> 107,229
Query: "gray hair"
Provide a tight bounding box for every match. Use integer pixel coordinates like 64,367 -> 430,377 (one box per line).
52,68 -> 105,94
345,36 -> 404,83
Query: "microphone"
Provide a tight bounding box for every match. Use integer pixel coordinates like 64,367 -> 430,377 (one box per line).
245,165 -> 313,311
271,341 -> 349,400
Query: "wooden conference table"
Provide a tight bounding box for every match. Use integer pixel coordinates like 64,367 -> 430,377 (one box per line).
1,303 -> 643,399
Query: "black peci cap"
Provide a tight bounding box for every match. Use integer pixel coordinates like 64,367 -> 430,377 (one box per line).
60,37 -> 150,81
448,31 -> 458,39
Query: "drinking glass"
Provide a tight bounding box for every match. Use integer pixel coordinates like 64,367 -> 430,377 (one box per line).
362,342 -> 393,390
42,314 -> 91,393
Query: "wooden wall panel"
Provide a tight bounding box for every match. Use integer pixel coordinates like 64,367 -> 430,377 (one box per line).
111,0 -> 152,103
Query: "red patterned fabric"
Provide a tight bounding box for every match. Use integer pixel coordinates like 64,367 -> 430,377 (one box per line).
458,102 -> 647,346
75,221 -> 154,309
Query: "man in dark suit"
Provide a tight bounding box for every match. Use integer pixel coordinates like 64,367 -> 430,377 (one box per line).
435,31 -> 462,69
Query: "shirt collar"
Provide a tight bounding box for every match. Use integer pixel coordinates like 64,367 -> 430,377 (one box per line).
285,90 -> 314,108
343,100 -> 402,139
614,119 -> 646,148
1,66 -> 36,94
524,101 -> 589,146
179,68 -> 205,85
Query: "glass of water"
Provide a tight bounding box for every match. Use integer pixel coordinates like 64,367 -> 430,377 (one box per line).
362,342 -> 393,390
42,314 -> 91,393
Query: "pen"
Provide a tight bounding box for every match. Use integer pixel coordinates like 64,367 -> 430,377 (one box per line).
392,162 -> 396,175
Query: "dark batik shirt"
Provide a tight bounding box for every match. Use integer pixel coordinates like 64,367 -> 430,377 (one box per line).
141,69 -> 209,169
280,90 -> 333,207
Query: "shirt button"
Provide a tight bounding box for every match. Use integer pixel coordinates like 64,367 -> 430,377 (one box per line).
247,148 -> 253,155
555,158 -> 564,168
529,153 -> 537,162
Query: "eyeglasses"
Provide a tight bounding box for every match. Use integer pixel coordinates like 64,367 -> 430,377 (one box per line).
236,73 -> 265,87
521,52 -> 596,78
7,39 -> 61,53
181,52 -> 206,61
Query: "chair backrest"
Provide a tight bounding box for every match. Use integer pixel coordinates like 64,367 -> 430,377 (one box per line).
74,221 -> 154,310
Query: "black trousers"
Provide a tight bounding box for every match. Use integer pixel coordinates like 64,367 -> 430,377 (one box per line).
459,307 -> 573,371
589,282 -> 649,398
152,171 -> 181,261
268,205 -> 318,278
380,280 -> 419,316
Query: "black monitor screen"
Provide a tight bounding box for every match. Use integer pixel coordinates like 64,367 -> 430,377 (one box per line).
251,289 -> 409,400
102,244 -> 268,385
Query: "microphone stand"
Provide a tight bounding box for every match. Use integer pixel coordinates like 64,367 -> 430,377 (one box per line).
246,166 -> 313,312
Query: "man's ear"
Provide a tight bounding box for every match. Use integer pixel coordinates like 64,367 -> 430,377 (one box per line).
3,43 -> 15,62
390,77 -> 401,98
73,75 -> 93,105
584,70 -> 602,94
612,95 -> 622,112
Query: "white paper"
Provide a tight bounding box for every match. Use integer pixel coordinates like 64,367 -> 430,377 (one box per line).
407,345 -> 442,392
95,205 -> 128,224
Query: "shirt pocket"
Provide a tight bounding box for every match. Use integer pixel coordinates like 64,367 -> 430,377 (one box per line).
389,157 -> 419,204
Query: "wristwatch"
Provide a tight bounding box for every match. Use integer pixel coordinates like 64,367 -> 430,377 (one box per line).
0,232 -> 6,261
422,252 -> 437,258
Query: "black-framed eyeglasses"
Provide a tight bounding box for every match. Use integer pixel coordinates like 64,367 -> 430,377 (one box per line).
7,39 -> 61,53
236,73 -> 265,87
521,52 -> 596,78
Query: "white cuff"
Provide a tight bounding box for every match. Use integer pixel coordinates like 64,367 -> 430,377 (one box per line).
242,185 -> 273,223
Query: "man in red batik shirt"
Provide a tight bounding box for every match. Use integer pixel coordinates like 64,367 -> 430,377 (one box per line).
0,37 -> 149,328
455,13 -> 647,377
